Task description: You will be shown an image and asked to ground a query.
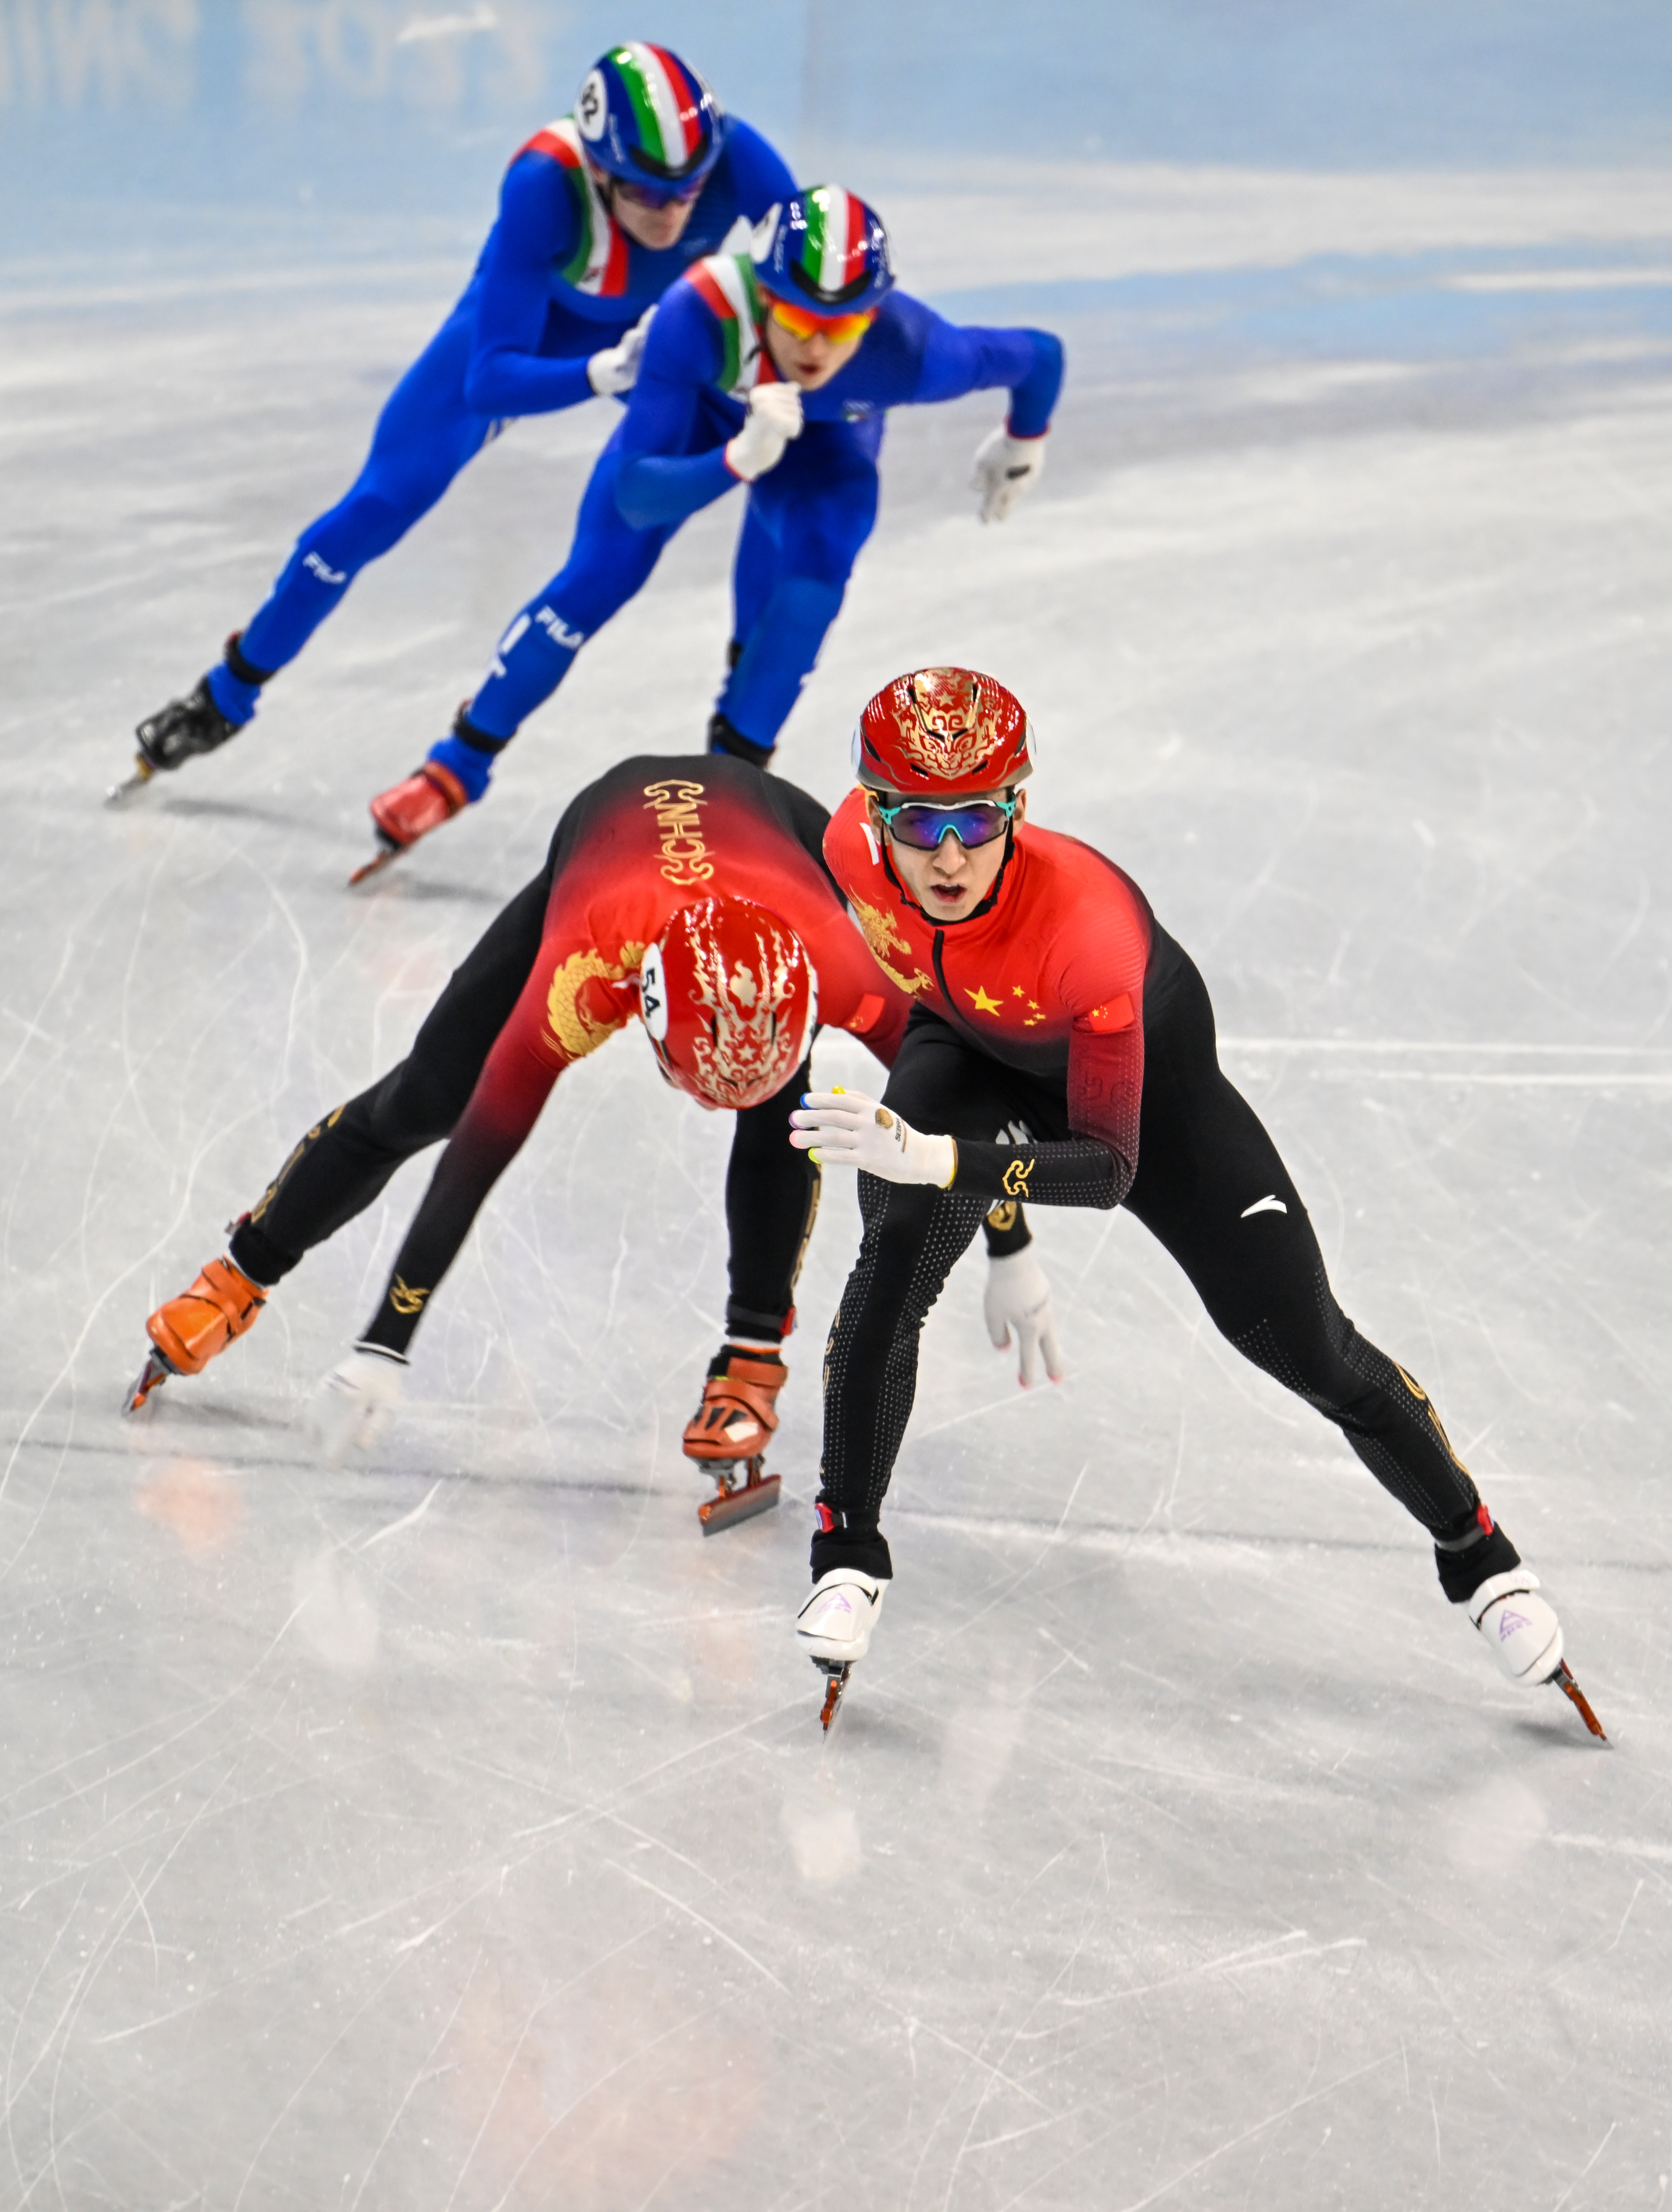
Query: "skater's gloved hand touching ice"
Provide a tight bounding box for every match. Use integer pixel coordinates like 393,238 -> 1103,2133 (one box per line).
306,1344 -> 407,1469
789,1090 -> 957,1187
984,1246 -> 1065,1388
725,383 -> 803,481
971,426 -> 1047,523
586,305 -> 657,397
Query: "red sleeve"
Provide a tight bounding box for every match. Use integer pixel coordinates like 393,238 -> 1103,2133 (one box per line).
1053,854 -> 1151,1175
1067,1010 -> 1143,1188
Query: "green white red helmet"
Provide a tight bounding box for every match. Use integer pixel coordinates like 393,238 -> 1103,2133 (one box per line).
575,44 -> 724,197
756,186 -> 895,315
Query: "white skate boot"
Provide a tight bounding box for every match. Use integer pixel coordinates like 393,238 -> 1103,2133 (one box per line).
1467,1568 -> 1607,1738
1468,1568 -> 1561,1683
796,1568 -> 885,1731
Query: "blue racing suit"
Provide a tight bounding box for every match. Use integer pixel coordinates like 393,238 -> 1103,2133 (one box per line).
205,117 -> 794,723
451,256 -> 1063,776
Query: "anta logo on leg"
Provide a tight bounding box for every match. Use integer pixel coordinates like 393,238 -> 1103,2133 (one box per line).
535,606 -> 587,650
303,551 -> 347,585
996,1118 -> 1033,1145
1240,1194 -> 1288,1218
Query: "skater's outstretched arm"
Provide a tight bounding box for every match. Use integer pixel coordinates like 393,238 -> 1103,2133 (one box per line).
907,309 -> 1063,434
871,299 -> 1061,522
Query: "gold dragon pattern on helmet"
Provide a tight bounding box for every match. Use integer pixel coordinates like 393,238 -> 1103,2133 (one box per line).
855,666 -> 1034,791
681,908 -> 808,1108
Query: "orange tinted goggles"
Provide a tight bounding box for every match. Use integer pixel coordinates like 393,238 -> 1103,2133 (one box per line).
767,297 -> 877,344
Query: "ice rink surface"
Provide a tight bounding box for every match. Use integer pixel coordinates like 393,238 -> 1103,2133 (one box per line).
4,12 -> 1672,2206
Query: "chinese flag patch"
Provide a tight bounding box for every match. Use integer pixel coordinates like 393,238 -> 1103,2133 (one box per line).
1084,994 -> 1134,1033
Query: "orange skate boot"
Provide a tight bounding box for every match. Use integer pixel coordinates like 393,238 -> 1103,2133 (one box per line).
683,1344 -> 787,1533
126,1255 -> 267,1413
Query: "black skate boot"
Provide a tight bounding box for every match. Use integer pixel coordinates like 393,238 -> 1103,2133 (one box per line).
110,634 -> 264,800
136,676 -> 239,768
707,710 -> 774,770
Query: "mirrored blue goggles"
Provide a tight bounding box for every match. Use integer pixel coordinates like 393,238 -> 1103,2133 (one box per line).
874,795 -> 1017,851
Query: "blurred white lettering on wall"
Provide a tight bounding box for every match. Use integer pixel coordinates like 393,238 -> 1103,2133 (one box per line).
0,0 -> 548,109
0,0 -> 197,107
243,0 -> 543,110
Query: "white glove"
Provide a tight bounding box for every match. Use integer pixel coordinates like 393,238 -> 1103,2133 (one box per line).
586,305 -> 656,396
725,382 -> 803,481
305,1343 -> 407,1469
789,1089 -> 956,1188
971,427 -> 1047,523
984,1246 -> 1064,1388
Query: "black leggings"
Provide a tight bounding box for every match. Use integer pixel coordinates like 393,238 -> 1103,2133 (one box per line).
815,956 -> 1487,1579
228,870 -> 822,1351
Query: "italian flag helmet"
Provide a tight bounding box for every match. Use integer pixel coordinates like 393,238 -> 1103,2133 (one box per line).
756,186 -> 895,315
640,897 -> 818,1110
574,43 -> 724,189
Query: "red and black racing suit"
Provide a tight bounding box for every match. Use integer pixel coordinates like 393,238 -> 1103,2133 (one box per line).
226,758 -> 963,1355
812,791 -> 1518,1601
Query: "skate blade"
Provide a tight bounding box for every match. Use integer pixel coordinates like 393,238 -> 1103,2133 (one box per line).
815,1659 -> 850,1733
348,839 -> 404,888
697,1470 -> 781,1535
106,756 -> 157,805
124,1348 -> 174,1415
1551,1661 -> 1608,1742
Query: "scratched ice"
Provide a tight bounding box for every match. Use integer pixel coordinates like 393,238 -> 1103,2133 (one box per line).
3,11 -> 1672,2211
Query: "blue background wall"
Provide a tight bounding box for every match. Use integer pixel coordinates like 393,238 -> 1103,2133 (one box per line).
2,0 -> 1670,260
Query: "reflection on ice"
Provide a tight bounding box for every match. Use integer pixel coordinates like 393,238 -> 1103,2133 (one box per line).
1441,1773 -> 1549,1877
293,1542 -> 381,1667
781,1778 -> 863,1885
135,1453 -> 244,1553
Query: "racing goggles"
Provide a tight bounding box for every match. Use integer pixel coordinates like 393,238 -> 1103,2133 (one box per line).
874,794 -> 1018,851
613,173 -> 708,211
767,295 -> 878,345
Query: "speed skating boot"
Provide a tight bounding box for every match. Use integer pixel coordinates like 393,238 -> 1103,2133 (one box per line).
683,1344 -> 786,1534
1468,1567 -> 1607,1740
350,760 -> 470,885
796,1568 -> 885,1731
111,633 -> 258,800
126,1255 -> 267,1413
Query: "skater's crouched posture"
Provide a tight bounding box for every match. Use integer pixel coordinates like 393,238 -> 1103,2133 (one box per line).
356,186 -> 1063,870
127,757 -> 1044,1526
118,44 -> 795,798
788,669 -> 1604,1735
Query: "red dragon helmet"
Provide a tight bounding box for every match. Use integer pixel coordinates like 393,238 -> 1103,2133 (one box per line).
640,897 -> 818,1110
852,666 -> 1035,795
